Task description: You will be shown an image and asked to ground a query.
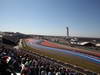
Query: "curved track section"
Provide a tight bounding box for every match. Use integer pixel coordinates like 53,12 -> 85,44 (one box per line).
25,39 -> 100,64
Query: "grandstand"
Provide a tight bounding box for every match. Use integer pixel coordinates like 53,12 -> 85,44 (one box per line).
0,45 -> 98,75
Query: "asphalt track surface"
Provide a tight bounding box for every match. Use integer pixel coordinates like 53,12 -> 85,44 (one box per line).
26,39 -> 100,64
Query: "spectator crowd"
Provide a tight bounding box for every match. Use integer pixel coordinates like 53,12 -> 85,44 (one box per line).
0,46 -> 95,75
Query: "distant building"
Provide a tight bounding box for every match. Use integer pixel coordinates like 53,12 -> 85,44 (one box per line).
79,42 -> 95,47
0,31 -> 3,45
2,32 -> 14,36
0,32 -> 3,37
70,37 -> 100,47
66,27 -> 69,39
96,43 -> 100,47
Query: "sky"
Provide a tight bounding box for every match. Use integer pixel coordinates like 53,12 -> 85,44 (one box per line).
0,0 -> 100,37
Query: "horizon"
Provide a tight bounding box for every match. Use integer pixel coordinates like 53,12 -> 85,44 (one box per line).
0,0 -> 100,37
1,31 -> 100,38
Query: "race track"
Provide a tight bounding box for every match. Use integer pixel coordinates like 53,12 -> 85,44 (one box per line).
25,39 -> 100,64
